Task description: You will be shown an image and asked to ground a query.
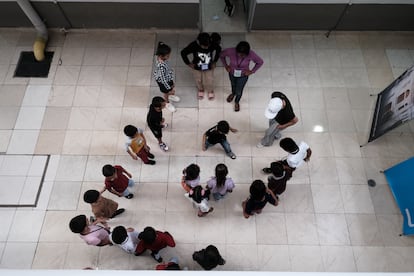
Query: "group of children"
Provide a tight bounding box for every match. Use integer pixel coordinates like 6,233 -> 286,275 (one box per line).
67,33 -> 313,270
68,133 -> 312,268
181,163 -> 235,217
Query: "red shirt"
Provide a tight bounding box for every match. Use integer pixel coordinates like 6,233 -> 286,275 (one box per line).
104,165 -> 129,193
135,231 -> 175,254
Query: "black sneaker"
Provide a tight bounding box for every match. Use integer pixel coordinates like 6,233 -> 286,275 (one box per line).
262,168 -> 272,174
110,208 -> 125,218
125,194 -> 134,199
147,152 -> 155,159
151,252 -> 163,263
145,160 -> 156,165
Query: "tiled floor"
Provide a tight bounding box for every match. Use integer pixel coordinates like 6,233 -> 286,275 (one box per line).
1,27 -> 414,271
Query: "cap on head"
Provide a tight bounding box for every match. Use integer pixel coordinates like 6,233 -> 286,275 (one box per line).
264,97 -> 283,119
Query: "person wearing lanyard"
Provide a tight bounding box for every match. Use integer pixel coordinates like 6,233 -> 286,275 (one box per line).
220,41 -> 264,112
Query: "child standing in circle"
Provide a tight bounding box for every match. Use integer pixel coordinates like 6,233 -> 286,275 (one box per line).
154,42 -> 180,113
147,96 -> 169,152
185,185 -> 214,217
181,163 -> 201,192
206,163 -> 235,201
242,180 -> 278,219
124,124 -> 156,165
202,120 -> 238,159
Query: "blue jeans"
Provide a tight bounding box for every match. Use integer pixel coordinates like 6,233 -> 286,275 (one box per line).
229,74 -> 249,103
122,178 -> 135,196
205,139 -> 233,155
213,192 -> 225,201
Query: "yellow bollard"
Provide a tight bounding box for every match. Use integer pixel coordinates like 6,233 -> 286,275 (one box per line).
33,37 -> 46,61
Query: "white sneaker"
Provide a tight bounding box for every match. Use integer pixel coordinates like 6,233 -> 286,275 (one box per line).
256,142 -> 264,148
166,103 -> 176,112
169,95 -> 180,102
159,142 -> 169,152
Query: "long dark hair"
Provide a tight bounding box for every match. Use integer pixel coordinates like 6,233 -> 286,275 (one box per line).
215,163 -> 228,188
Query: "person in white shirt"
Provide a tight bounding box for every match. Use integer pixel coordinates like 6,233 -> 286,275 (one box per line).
279,137 -> 312,169
185,186 -> 214,217
110,225 -> 140,254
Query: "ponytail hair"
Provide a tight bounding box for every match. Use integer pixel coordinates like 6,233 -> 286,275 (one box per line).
215,163 -> 228,188
155,41 -> 171,57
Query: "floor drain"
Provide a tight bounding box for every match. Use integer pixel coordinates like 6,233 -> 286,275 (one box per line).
14,51 -> 54,78
367,179 -> 376,187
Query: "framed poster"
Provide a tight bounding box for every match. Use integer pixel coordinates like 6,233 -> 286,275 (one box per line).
369,65 -> 414,142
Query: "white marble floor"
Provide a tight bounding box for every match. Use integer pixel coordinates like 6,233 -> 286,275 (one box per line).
0,28 -> 414,271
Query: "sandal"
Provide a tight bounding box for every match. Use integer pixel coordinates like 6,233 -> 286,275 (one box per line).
208,91 -> 215,100
198,90 -> 204,99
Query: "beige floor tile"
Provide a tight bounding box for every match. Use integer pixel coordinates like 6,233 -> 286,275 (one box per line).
60,47 -> 85,66
225,244 -> 258,270
8,210 -> 45,242
127,66 -> 151,86
129,47 -> 153,66
0,106 -> 19,129
283,184 -> 314,213
258,244 -> 290,271
341,185 -> 375,214
53,65 -> 80,85
32,243 -> 68,269
320,245 -> 356,272
335,157 -> 367,185
256,213 -> 287,245
286,213 -> 319,245
0,130 -> 12,152
62,130 -> 92,155
0,242 -> 37,269
103,66 -> 128,86
316,213 -> 350,245
98,85 -> 125,107
73,85 -> 100,107
289,245 -> 324,271
352,246 -> 389,272
0,210 -> 15,241
7,130 -> 39,154
64,243 -> 100,269
0,84 -> 25,106
106,47 -> 131,66
78,66 -> 104,85
41,107 -> 71,130
48,85 -> 75,107
48,181 -> 82,210
83,47 -> 108,65
123,86 -> 150,107
67,107 -> 96,130
312,184 -> 344,213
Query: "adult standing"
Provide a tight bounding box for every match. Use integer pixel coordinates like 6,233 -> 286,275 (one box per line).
257,91 -> 298,147
181,32 -> 221,101
220,41 -> 263,112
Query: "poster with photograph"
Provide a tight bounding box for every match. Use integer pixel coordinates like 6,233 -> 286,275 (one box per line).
369,65 -> 414,142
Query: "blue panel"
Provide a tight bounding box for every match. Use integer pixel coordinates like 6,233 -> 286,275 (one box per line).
384,157 -> 414,235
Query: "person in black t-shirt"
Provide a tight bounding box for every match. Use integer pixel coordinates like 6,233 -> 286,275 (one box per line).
202,120 -> 238,159
147,96 -> 169,152
242,180 -> 278,218
263,160 -> 293,196
181,32 -> 221,100
193,245 -> 225,270
257,91 -> 298,147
